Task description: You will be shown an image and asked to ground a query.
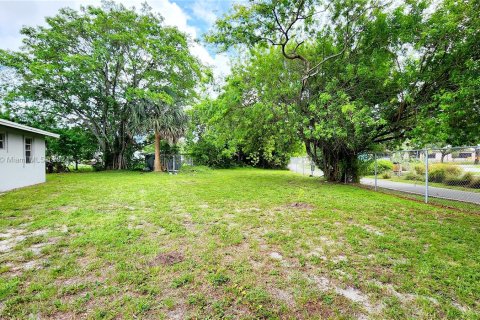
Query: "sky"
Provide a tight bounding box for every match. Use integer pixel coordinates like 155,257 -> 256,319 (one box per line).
0,0 -> 235,79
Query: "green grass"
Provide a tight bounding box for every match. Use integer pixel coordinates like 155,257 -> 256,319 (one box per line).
66,164 -> 95,172
0,168 -> 479,319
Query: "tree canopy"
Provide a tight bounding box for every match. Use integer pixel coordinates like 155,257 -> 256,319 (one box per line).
187,60 -> 303,168
0,1 -> 203,169
203,0 -> 479,181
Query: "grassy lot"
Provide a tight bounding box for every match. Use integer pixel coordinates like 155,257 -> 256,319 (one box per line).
0,168 -> 479,319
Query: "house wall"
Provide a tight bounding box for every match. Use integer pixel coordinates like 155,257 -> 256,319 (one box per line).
0,125 -> 47,192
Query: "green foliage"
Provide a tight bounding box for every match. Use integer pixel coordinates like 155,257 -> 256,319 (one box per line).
46,127 -> 98,168
367,160 -> 393,175
179,165 -> 211,174
411,0 -> 480,147
208,271 -> 230,286
207,0 -> 478,182
0,2 -> 203,169
429,164 -> 464,183
444,173 -> 473,186
143,140 -> 179,155
469,178 -> 480,189
414,164 -> 426,175
172,274 -> 193,288
405,172 -> 424,182
462,172 -> 475,184
382,172 -> 392,179
186,87 -> 302,169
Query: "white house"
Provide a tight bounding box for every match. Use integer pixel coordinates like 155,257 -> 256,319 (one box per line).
0,119 -> 59,192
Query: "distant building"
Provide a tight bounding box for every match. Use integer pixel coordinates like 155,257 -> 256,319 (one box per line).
0,119 -> 59,192
428,148 -> 479,163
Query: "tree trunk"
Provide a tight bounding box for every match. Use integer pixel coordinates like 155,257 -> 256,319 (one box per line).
103,145 -> 129,170
154,130 -> 162,172
323,154 -> 360,183
475,147 -> 480,165
104,149 -> 113,170
307,142 -> 360,183
75,160 -> 78,171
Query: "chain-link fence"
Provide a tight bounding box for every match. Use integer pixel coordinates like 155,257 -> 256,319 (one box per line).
145,153 -> 194,173
364,146 -> 480,210
288,156 -> 323,177
288,147 -> 480,211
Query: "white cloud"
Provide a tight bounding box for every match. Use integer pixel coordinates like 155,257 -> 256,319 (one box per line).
191,0 -> 217,25
0,0 -> 231,88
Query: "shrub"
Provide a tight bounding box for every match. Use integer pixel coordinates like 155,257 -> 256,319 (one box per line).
405,172 -> 424,181
469,178 -> 480,189
444,175 -> 466,186
463,172 -> 475,183
444,172 -> 475,186
367,159 -> 393,175
179,165 -> 211,174
428,164 -> 463,183
382,171 -> 392,179
414,164 -> 426,175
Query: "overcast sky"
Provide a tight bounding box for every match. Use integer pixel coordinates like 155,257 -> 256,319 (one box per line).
0,0 -> 234,79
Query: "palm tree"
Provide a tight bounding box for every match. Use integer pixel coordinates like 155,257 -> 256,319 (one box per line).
132,98 -> 188,172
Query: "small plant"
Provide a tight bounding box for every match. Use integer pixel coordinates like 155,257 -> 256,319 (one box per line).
446,172 -> 476,186
428,164 -> 463,183
405,172 -> 426,181
172,274 -> 193,288
414,164 -> 426,175
382,171 -> 392,179
367,159 -> 394,175
463,172 -> 475,183
209,271 -> 230,286
469,178 -> 480,189
444,174 -> 467,186
179,165 -> 211,174
188,294 -> 207,307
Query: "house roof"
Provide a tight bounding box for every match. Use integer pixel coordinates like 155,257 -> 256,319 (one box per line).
0,119 -> 60,138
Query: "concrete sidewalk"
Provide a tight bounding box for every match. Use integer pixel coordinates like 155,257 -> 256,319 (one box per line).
361,178 -> 480,205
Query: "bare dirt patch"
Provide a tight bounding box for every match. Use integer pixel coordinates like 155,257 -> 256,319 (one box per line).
301,299 -> 335,319
57,206 -> 79,213
151,251 -> 184,266
167,307 -> 186,320
359,224 -> 384,236
269,252 -> 283,260
370,279 -> 439,308
285,202 -> 315,210
0,228 -> 27,253
311,275 -> 383,315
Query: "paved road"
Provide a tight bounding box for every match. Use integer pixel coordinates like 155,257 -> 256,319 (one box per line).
460,165 -> 480,173
288,157 -> 323,177
361,178 -> 480,205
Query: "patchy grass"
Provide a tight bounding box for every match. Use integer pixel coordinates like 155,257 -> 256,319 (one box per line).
0,168 -> 479,319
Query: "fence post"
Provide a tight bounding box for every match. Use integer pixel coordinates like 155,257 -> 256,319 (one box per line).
374,153 -> 378,191
302,157 -> 305,176
424,149 -> 429,203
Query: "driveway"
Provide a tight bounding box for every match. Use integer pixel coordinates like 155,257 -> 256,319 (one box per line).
361,178 -> 480,205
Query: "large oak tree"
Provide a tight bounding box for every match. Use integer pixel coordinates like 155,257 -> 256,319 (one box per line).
207,0 -> 479,182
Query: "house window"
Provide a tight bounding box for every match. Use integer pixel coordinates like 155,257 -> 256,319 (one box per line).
0,133 -> 4,149
428,153 -> 436,159
458,152 -> 471,159
25,137 -> 33,163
